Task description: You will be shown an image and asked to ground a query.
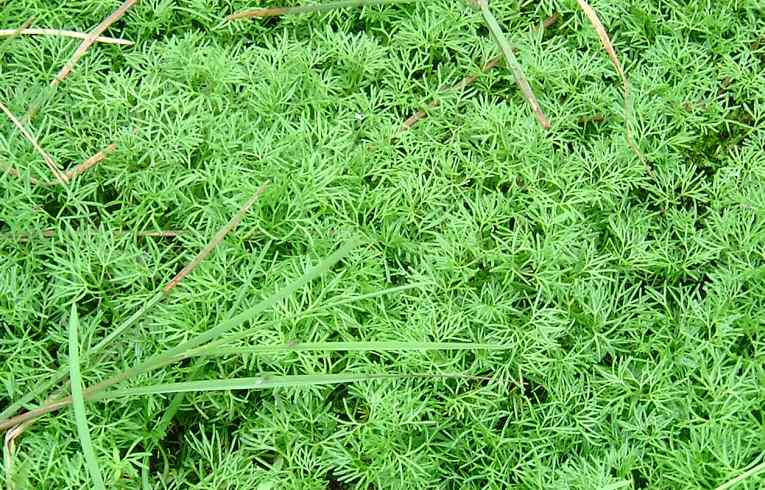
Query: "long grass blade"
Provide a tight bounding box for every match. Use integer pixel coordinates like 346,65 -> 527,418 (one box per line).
68,304 -> 106,490
188,341 -> 512,359
91,372 -> 491,400
227,0 -> 415,21
0,239 -> 358,430
85,239 -> 360,393
0,187 -> 266,423
714,456 -> 765,490
473,0 -> 550,129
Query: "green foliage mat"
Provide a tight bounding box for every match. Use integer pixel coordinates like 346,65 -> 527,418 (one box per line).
1,0 -> 764,488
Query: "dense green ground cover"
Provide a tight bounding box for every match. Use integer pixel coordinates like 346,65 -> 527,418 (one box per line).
1,0 -> 764,488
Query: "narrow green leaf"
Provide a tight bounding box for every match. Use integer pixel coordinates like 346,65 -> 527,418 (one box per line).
0,292 -> 165,421
68,304 -> 106,490
714,457 -> 765,490
188,341 -> 512,359
84,239 -> 360,396
474,0 -> 549,128
0,240 -> 360,430
91,372 -> 485,400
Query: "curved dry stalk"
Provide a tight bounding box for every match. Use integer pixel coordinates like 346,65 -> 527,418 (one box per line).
52,0 -> 140,86
0,101 -> 68,184
227,0 -> 414,21
60,143 -> 117,182
575,0 -> 647,166
0,28 -> 133,45
3,420 -> 34,488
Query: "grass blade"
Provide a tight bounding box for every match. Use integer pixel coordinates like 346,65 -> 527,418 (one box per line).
227,0 -> 415,21
91,372 -> 491,400
0,239 -> 358,430
189,341 -> 512,359
68,304 -> 106,490
473,0 -> 550,129
85,238 -> 360,392
714,456 -> 765,490
0,186 -> 266,423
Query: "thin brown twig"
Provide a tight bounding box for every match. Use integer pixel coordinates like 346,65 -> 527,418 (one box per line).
0,400 -> 71,432
575,0 -> 648,167
0,101 -> 68,184
401,57 -> 501,131
61,143 -> 117,182
0,28 -> 133,45
226,0 -> 414,21
162,182 -> 270,294
4,229 -> 185,242
0,162 -> 41,184
542,12 -> 560,30
52,0 -> 140,86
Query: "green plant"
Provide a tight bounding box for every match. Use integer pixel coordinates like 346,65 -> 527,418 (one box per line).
1,0 -> 764,488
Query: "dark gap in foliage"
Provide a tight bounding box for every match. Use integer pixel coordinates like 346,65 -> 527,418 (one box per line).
522,376 -> 548,404
152,420 -> 188,475
252,449 -> 281,470
325,468 -> 350,489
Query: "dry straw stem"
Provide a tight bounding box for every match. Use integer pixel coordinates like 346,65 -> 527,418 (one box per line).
1,162 -> 41,184
473,0 -> 550,129
52,0 -> 140,86
162,182 -> 270,294
226,0 -> 414,21
401,57 -> 502,130
3,229 -> 184,242
61,143 -> 118,182
575,0 -> 647,166
0,28 -> 133,45
0,101 -> 68,184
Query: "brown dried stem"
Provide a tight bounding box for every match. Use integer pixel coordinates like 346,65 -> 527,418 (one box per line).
163,182 -> 270,294
0,28 -> 132,45
61,143 -> 117,182
0,101 -> 68,184
575,0 -> 647,166
52,0 -> 140,86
